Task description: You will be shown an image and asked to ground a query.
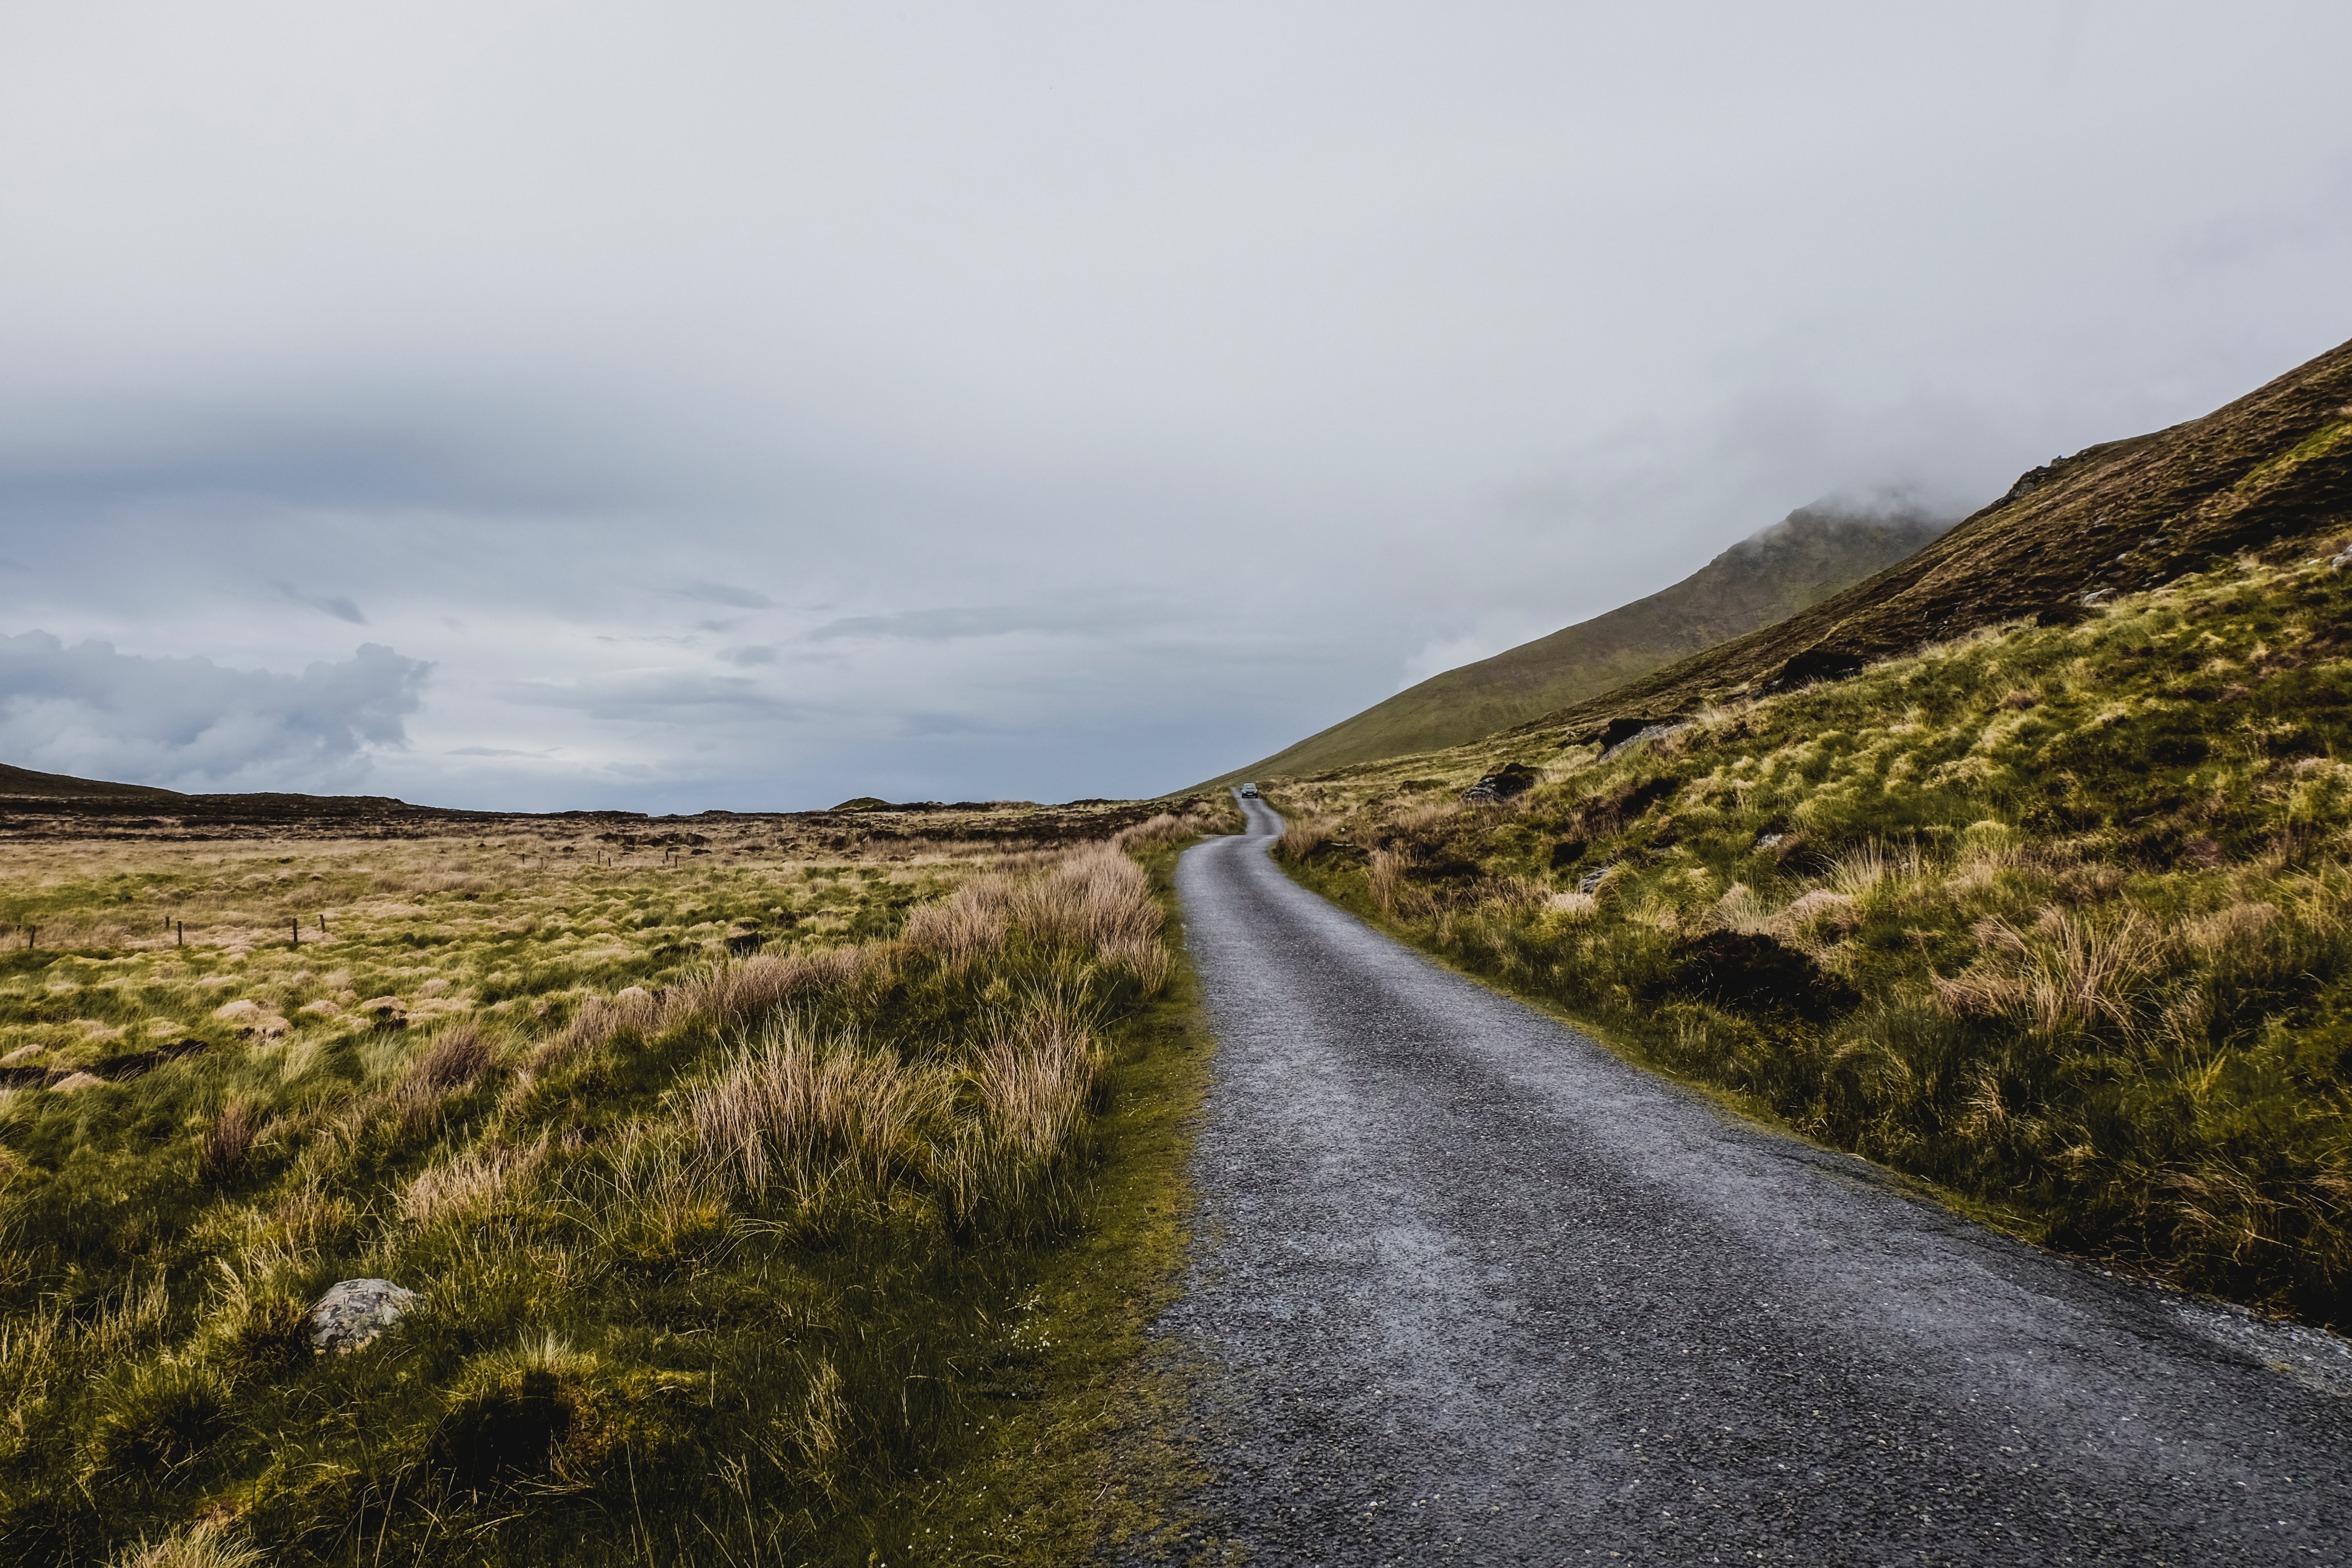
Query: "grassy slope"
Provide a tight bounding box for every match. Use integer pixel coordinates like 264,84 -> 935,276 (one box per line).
1203,502 -> 1952,787
1249,335 -> 2352,1329
0,805 -> 1232,1565
1267,552 -> 2352,1328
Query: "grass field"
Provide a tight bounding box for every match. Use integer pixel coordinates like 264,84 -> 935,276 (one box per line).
0,796 -> 1234,1565
1267,553 -> 2352,1329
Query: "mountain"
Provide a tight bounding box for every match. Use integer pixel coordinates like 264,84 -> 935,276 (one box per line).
1208,501 -> 1953,785
1460,334 -> 2352,756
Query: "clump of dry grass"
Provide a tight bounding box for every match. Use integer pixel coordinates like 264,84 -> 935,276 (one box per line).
406,1022 -> 495,1091
686,1024 -> 938,1198
1112,810 -> 1217,850
2182,900 -> 2280,953
196,1100 -> 269,1183
970,1006 -> 1101,1168
532,945 -> 893,1071
399,1133 -> 553,1225
1011,845 -> 1163,953
1542,890 -> 1599,922
903,880 -> 1011,968
1278,818 -> 1336,861
1821,841 -> 1924,902
1932,907 -> 2169,1032
108,1523 -> 270,1568
1706,882 -> 1773,935
1776,888 -> 1860,940
1391,801 -> 1459,839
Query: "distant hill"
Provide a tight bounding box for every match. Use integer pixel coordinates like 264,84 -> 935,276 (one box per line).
1208,501 -> 1952,784
0,763 -> 183,800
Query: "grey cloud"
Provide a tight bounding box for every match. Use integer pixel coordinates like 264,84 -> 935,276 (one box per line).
804,605 -> 1127,644
681,582 -> 773,609
272,579 -> 368,625
898,711 -> 995,737
448,745 -> 552,758
718,645 -> 780,666
496,671 -> 812,723
0,633 -> 428,791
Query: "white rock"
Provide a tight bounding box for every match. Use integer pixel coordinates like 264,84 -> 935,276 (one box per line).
308,1278 -> 420,1354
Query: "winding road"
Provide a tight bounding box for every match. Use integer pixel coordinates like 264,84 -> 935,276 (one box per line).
1155,793 -> 2351,1564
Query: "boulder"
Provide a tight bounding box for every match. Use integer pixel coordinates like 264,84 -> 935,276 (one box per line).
1460,762 -> 1543,804
1595,714 -> 1683,750
309,1279 -> 419,1354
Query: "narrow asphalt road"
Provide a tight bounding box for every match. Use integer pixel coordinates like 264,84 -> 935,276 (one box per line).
1155,793 -> 2351,1565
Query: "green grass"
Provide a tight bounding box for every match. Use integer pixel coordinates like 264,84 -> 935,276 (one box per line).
1266,556 -> 2352,1329
0,803 -> 1236,1565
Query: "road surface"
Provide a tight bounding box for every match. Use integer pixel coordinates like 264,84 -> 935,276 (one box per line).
1154,793 -> 2351,1564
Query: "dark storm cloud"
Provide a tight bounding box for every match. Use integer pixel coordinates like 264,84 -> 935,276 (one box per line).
0,634 -> 429,791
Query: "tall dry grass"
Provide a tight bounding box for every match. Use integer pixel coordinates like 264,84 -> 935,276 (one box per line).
684,989 -> 1109,1227
1932,907 -> 2169,1032
0,810 -> 1193,1558
1278,818 -> 1336,862
531,944 -> 891,1070
687,1024 -> 938,1197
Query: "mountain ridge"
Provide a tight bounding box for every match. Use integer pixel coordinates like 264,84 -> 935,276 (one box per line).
1203,500 -> 1954,786
1479,334 -> 2352,756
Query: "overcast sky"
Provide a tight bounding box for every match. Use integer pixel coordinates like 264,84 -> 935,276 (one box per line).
4,3 -> 2349,811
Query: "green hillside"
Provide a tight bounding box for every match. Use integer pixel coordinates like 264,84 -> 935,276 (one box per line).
1209,502 -> 1950,785
1260,332 -> 2352,1326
